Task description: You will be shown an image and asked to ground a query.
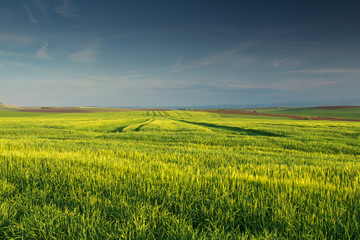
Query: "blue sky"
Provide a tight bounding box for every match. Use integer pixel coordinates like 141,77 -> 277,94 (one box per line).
1,0 -> 360,107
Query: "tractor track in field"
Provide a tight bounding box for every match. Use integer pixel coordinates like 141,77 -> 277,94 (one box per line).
176,119 -> 283,136
111,118 -> 155,133
110,118 -> 155,133
132,119 -> 155,131
110,119 -> 150,133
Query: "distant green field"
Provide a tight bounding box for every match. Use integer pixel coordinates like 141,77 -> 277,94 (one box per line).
256,107 -> 360,119
0,110 -> 359,239
218,112 -> 293,120
0,111 -> 58,117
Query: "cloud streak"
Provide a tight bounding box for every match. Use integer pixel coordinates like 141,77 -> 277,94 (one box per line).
279,68 -> 360,75
35,41 -> 50,59
87,74 -> 145,81
0,34 -> 32,45
0,51 -> 24,57
268,58 -> 302,68
0,59 -> 30,68
173,55 -> 183,67
68,49 -> 98,62
170,41 -> 257,73
54,0 -> 77,18
266,78 -> 341,90
23,3 -> 39,25
210,77 -> 341,92
68,40 -> 102,63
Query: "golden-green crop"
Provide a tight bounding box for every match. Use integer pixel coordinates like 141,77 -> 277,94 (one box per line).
0,110 -> 359,239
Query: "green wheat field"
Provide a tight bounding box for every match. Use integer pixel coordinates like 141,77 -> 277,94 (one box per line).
0,110 -> 359,239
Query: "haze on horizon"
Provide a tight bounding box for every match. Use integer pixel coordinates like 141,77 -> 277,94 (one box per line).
1,0 -> 360,107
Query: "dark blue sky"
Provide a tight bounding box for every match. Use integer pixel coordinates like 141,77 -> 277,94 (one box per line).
1,0 -> 360,107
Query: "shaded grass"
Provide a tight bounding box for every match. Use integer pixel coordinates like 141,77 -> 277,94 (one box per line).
178,119 -> 284,137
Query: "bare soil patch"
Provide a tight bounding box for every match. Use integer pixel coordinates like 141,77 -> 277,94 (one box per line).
16,108 -> 172,113
16,108 -> 93,113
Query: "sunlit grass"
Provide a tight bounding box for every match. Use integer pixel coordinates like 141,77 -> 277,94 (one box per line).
0,110 -> 359,239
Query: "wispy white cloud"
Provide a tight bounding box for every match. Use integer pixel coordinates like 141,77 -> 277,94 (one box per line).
268,58 -> 302,68
169,65 -> 197,73
35,41 -> 50,59
170,41 -> 256,73
230,57 -> 255,69
0,50 -> 24,57
87,74 -> 145,81
173,55 -> 183,67
68,40 -> 102,63
279,68 -> 360,74
210,82 -> 262,90
54,0 -> 77,18
23,3 -> 39,26
69,49 -> 98,62
267,78 -> 341,90
31,79 -> 94,88
0,34 -> 33,45
211,77 -> 341,91
0,59 -> 30,68
0,59 -> 58,73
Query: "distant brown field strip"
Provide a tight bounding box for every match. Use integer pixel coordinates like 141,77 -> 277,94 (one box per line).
15,108 -> 172,113
194,109 -> 360,122
16,108 -> 94,113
